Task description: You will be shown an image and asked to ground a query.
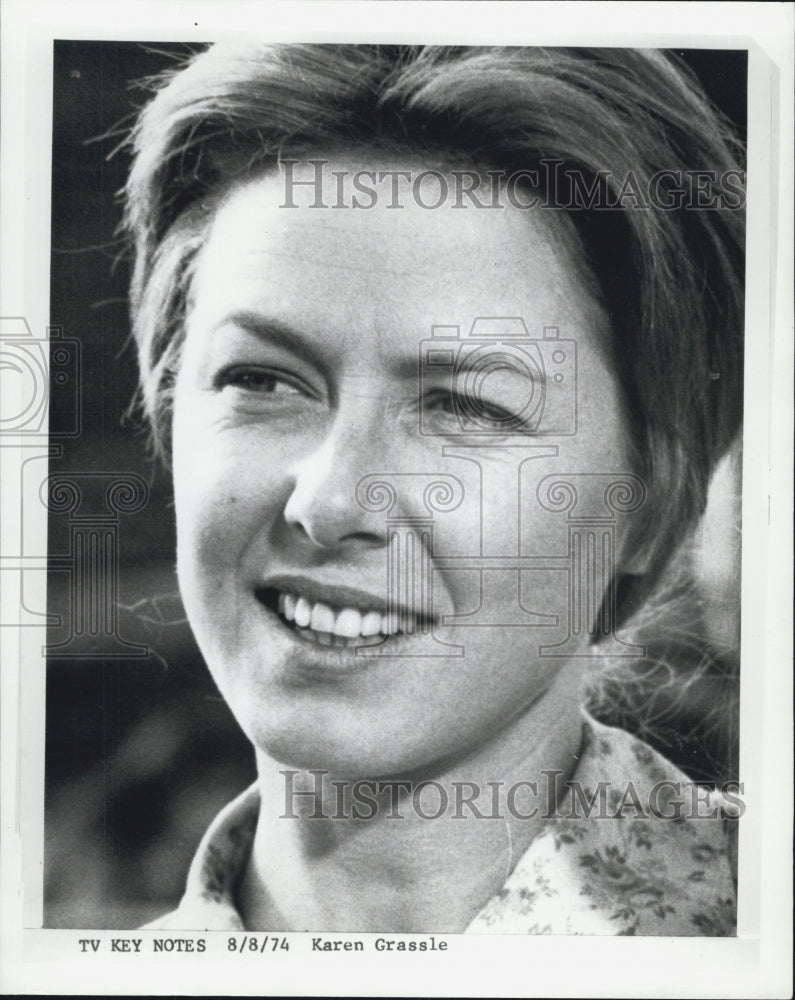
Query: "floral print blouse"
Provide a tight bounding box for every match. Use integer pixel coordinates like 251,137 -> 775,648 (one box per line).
145,714 -> 737,935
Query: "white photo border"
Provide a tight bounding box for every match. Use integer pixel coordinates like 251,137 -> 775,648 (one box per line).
1,1 -> 792,996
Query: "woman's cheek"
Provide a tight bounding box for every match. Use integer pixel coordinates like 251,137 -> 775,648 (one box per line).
179,482 -> 252,576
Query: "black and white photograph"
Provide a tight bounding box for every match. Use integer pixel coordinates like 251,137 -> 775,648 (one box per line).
1,2 -> 792,996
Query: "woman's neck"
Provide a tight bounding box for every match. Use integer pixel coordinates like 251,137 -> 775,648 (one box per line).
238,661 -> 586,933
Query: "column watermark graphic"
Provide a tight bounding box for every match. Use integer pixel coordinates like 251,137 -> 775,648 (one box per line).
1,316 -> 152,657
355,473 -> 465,657
44,473 -> 150,658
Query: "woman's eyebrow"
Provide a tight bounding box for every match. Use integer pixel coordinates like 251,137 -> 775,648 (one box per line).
211,310 -> 329,370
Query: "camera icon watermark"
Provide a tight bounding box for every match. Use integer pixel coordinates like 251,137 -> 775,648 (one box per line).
419,318 -> 577,438
0,317 -> 81,437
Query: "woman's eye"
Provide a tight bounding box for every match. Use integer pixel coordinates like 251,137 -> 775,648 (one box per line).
216,366 -> 303,396
429,391 -> 517,427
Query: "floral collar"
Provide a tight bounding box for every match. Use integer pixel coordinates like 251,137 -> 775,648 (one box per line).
145,714 -> 736,936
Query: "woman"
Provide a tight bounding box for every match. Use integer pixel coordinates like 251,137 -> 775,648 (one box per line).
124,44 -> 744,934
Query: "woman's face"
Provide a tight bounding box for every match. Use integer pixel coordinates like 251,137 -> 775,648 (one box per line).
172,156 -> 634,776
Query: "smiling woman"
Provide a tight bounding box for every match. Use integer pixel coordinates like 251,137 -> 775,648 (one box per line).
172,163 -> 627,785
111,44 -> 745,935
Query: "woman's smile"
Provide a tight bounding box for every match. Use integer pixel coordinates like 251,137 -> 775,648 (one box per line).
255,576 -> 437,663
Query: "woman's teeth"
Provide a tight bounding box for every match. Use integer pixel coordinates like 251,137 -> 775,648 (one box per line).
277,592 -> 403,643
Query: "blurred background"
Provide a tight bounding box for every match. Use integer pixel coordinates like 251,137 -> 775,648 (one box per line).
45,41 -> 746,928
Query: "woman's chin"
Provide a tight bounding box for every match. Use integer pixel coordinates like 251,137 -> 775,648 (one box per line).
256,738 -> 395,778
247,718 -> 440,779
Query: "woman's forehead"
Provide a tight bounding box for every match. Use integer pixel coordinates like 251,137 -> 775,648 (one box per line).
188,157 -> 610,352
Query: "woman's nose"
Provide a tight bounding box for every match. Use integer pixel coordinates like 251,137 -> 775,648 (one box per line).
282,420 -> 391,551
